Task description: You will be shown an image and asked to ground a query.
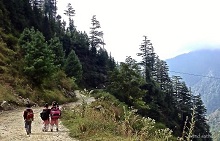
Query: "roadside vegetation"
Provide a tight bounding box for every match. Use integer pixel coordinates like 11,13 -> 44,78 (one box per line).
61,90 -> 174,141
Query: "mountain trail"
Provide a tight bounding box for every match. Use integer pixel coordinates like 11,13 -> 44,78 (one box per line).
0,91 -> 95,141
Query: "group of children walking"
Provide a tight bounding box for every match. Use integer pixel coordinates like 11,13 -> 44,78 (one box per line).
23,101 -> 61,135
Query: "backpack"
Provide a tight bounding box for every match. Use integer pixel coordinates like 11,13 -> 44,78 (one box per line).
50,108 -> 61,119
26,109 -> 34,121
40,109 -> 48,120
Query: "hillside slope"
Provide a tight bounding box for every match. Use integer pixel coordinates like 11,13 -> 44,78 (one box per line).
207,108 -> 220,140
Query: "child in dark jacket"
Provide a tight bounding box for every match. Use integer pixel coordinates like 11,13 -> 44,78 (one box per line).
40,103 -> 50,132
23,103 -> 34,136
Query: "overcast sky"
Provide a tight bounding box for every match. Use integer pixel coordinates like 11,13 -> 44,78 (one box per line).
57,0 -> 220,62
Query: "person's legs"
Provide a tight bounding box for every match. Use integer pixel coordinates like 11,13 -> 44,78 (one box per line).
50,119 -> 55,132
42,121 -> 46,131
55,119 -> 59,131
25,121 -> 29,135
25,120 -> 31,135
45,120 -> 50,131
28,121 -> 32,134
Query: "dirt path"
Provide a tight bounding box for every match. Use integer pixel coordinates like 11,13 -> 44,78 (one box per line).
0,91 -> 95,141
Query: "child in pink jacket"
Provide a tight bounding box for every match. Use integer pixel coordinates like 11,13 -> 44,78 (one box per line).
50,101 -> 61,132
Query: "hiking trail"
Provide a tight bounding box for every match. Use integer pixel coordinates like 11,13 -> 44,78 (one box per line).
0,91 -> 95,141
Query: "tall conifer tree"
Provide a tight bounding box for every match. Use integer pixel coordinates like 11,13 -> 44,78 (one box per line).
64,3 -> 75,32
19,27 -> 56,85
89,15 -> 105,50
64,49 -> 82,83
137,36 -> 155,81
193,94 -> 212,141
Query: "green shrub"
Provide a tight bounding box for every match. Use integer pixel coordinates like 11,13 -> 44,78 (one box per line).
40,89 -> 70,105
43,70 -> 78,90
91,90 -> 123,106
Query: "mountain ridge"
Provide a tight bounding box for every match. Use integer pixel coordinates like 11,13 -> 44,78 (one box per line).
166,48 -> 220,114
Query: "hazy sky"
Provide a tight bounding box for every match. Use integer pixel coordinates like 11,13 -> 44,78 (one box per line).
57,0 -> 220,62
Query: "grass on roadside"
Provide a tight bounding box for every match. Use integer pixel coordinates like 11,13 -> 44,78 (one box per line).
61,91 -> 174,141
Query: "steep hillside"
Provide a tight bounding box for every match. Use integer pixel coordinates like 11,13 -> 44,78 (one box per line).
207,108 -> 220,140
166,49 -> 220,114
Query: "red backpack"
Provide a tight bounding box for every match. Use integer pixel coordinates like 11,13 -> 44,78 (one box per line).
50,108 -> 61,119
26,109 -> 34,121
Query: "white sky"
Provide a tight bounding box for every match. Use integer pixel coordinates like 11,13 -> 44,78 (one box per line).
57,0 -> 220,62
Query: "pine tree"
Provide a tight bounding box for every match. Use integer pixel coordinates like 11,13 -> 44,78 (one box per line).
107,54 -> 116,71
42,16 -> 52,40
64,3 -> 75,32
48,36 -> 64,68
30,1 -> 43,30
83,15 -> 106,88
152,56 -> 170,91
89,15 -> 105,50
44,0 -> 57,20
171,76 -> 196,136
19,27 -> 56,85
2,0 -> 28,32
61,33 -> 72,56
30,0 -> 44,9
0,0 -> 12,32
96,48 -> 109,87
107,56 -> 146,108
171,76 -> 183,109
64,49 -> 82,83
193,94 -> 212,141
54,14 -> 65,36
170,75 -> 184,132
137,36 -> 155,81
178,82 -> 193,129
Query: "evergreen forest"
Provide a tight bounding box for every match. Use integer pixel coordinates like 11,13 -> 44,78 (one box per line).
0,0 -> 212,140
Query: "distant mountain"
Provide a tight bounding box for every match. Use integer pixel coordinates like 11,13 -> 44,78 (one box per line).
166,49 -> 220,114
